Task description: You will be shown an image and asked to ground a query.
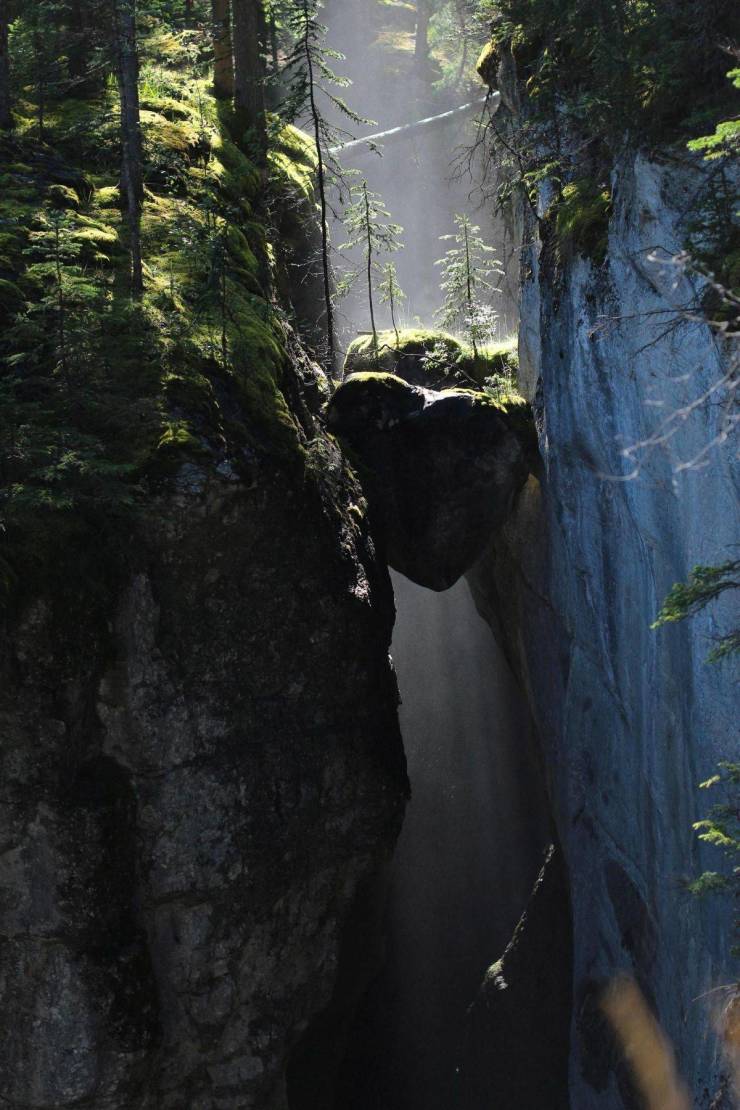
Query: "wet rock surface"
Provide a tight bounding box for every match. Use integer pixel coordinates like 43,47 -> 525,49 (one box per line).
327,373 -> 530,591
469,149 -> 739,1105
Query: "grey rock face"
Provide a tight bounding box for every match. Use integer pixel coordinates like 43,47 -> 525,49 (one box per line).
469,151 -> 738,1106
327,373 -> 530,590
0,445 -> 406,1108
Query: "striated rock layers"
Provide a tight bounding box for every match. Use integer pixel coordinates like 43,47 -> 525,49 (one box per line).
327,372 -> 531,591
468,147 -> 738,1106
0,403 -> 407,1107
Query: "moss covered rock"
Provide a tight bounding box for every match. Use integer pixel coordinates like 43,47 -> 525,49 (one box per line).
552,178 -> 612,261
477,40 -> 499,87
327,372 -> 531,590
344,328 -> 519,390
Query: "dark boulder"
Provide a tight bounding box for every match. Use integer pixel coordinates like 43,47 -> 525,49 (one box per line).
327,372 -> 531,591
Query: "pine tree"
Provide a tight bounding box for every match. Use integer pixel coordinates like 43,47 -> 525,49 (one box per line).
282,0 -> 367,369
340,180 -> 403,357
8,208 -> 107,384
13,0 -> 63,138
64,0 -> 101,95
0,2 -> 11,130
211,0 -> 234,99
112,0 -> 144,297
435,213 -> 500,357
652,560 -> 740,662
232,0 -> 267,161
379,261 -> 406,347
414,0 -> 438,73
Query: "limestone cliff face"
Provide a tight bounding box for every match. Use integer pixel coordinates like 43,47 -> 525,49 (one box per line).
469,149 -> 738,1104
0,414 -> 406,1107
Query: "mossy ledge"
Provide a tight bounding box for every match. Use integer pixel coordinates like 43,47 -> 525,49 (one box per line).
343,328 -> 519,389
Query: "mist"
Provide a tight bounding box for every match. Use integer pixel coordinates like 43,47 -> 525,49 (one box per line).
337,573 -> 550,1108
318,0 -> 519,355
313,4 -> 552,1104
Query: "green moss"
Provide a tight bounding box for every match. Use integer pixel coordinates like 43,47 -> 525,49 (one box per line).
211,130 -> 260,207
553,179 -> 612,261
163,371 -> 218,421
72,221 -> 119,246
141,109 -> 201,155
476,40 -> 499,85
345,328 -> 519,387
340,370 -> 414,391
47,183 -> 80,210
345,328 -> 463,375
270,125 -> 317,205
0,30 -> 318,612
225,225 -> 259,280
139,95 -> 193,122
157,420 -> 205,454
95,185 -> 120,208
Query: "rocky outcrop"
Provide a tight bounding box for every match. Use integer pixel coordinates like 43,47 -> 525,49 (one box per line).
327,372 -> 530,590
0,426 -> 407,1107
468,140 -> 738,1105
343,329 -> 475,389
462,845 -> 572,1109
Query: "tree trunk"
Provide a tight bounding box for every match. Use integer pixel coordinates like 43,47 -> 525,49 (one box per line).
363,183 -> 377,358
463,220 -> 477,357
66,0 -> 96,94
232,0 -> 267,160
113,0 -> 144,297
302,0 -> 334,369
415,0 -> 432,70
211,0 -> 234,99
0,5 -> 11,131
265,9 -> 280,107
33,27 -> 45,138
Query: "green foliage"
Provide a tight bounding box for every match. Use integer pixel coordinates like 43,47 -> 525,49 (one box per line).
339,180 -> 404,352
428,0 -> 488,92
477,1 -> 739,276
345,327 -> 517,388
278,0 -> 371,365
435,213 -> 501,355
652,561 -> 739,663
340,182 -> 404,265
378,261 -> 407,344
683,70 -> 740,309
553,179 -> 612,261
687,69 -> 740,161
480,0 -> 739,142
688,762 -> 740,959
652,556 -> 739,961
0,13 -> 312,611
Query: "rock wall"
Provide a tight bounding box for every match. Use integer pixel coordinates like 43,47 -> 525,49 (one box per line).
469,150 -> 738,1105
0,432 -> 407,1107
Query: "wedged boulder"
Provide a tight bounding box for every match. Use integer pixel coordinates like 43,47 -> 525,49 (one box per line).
326,372 -> 531,590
